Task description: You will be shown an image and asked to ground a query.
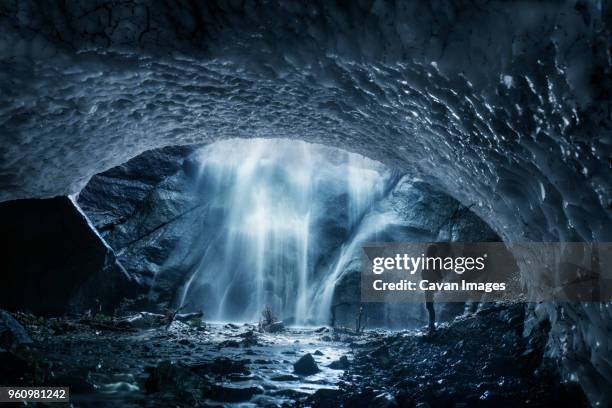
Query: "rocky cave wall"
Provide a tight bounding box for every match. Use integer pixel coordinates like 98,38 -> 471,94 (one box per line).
0,0 -> 611,404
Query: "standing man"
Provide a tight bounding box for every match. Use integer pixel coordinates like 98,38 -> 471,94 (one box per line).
421,243 -> 448,334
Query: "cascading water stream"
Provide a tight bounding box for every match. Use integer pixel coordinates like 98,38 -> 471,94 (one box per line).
308,211 -> 397,323
177,139 -> 392,324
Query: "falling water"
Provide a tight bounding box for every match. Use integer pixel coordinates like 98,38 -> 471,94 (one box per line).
178,139 -> 392,324
308,211 -> 396,322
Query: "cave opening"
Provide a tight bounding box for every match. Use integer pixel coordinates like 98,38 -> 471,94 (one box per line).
76,137 -> 503,330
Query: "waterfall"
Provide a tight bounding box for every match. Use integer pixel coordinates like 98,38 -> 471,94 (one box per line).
308,211 -> 396,323
178,138 -> 391,324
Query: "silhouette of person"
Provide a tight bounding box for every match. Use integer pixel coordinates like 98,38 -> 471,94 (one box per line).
422,243 -> 445,334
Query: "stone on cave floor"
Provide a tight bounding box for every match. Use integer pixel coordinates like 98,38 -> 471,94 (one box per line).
307,388 -> 344,407
223,330 -> 260,348
219,339 -> 241,348
270,374 -> 300,381
328,355 -> 350,370
0,310 -> 32,349
191,356 -> 250,376
293,353 -> 320,375
0,347 -> 44,386
259,321 -> 285,333
47,372 -> 96,394
208,384 -> 264,402
122,310 -> 204,329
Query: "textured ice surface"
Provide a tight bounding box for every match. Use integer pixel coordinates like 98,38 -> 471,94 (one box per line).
0,1 -> 611,404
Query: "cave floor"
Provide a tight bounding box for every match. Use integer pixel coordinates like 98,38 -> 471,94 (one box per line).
16,317 -> 352,407
7,304 -> 588,407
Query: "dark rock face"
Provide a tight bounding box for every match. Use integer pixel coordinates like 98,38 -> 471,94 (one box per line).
78,145 -> 200,230
78,145 -> 203,308
0,197 -> 138,316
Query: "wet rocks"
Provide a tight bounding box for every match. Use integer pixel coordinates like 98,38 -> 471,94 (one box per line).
238,330 -> 259,347
339,304 -> 589,407
208,384 -> 264,402
371,392 -> 399,408
260,321 -> 285,333
48,372 -> 95,394
328,355 -> 350,370
49,320 -> 78,335
192,357 -> 249,377
17,322 -> 353,406
219,339 -> 241,348
293,353 -> 320,375
369,345 -> 391,367
307,388 -> 343,407
144,360 -> 207,405
258,307 -> 285,333
125,312 -> 164,328
0,347 -> 44,386
219,330 -> 260,348
270,374 -> 299,381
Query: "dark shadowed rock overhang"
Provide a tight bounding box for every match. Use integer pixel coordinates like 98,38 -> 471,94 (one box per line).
0,196 -> 141,316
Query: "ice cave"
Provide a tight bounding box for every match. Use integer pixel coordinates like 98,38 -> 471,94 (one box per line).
0,1 -> 611,407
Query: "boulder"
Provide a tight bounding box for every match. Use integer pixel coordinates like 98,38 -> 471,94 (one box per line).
191,357 -> 249,376
260,321 -> 285,333
208,385 -> 264,402
48,372 -> 95,394
328,355 -> 350,370
144,360 -> 203,395
0,348 -> 43,385
293,353 -> 320,375
308,388 -> 343,407
270,374 -> 299,381
0,310 -> 32,349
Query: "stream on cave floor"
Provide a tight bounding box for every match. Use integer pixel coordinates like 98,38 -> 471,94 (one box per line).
16,304 -> 585,407
32,320 -> 357,407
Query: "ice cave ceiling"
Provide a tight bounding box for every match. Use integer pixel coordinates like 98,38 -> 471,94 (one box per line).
0,0 -> 610,244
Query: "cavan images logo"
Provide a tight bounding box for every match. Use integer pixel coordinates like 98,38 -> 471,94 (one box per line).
361,242 -> 612,303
